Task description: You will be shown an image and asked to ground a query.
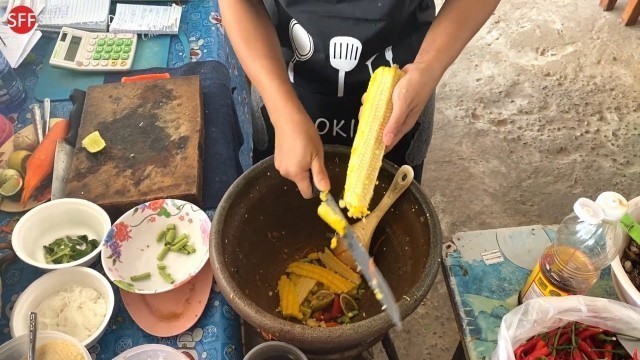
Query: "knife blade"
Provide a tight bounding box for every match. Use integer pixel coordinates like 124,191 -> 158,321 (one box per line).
51,89 -> 85,200
318,192 -> 402,328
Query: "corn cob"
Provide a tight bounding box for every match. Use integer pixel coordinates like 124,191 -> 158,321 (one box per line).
278,275 -> 303,319
319,248 -> 362,285
286,261 -> 356,294
343,65 -> 405,218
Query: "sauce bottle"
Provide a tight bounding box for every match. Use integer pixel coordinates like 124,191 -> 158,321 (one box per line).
519,192 -> 628,303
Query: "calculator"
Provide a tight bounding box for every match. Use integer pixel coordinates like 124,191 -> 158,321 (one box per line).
50,27 -> 138,72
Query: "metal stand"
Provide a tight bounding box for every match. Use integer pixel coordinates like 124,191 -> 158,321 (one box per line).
381,332 -> 399,360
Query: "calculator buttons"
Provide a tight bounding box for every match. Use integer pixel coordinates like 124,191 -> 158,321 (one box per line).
97,39 -> 106,46
101,53 -> 111,60
123,46 -> 131,54
93,53 -> 102,60
121,53 -> 129,60
106,39 -> 115,46
82,60 -> 90,66
89,40 -> 96,45
86,46 -> 95,52
90,34 -> 98,39
110,60 -> 118,67
108,34 -> 115,39
85,54 -> 92,60
123,39 -> 133,46
114,46 -> 122,53
100,60 -> 108,66
111,53 -> 120,60
120,61 -> 128,67
104,47 -> 113,53
95,46 -> 103,53
92,60 -> 100,66
99,34 -> 107,39
115,39 -> 124,46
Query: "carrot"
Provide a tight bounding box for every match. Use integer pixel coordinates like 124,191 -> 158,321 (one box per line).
20,120 -> 69,206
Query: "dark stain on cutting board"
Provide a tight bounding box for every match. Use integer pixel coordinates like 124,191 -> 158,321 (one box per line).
65,76 -> 204,220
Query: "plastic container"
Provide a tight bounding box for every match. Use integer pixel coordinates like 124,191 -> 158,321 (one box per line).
0,331 -> 91,360
519,193 -> 628,302
244,341 -> 308,360
0,52 -> 26,116
113,344 -> 188,360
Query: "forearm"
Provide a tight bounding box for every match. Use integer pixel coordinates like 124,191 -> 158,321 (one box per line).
415,0 -> 501,76
220,0 -> 305,127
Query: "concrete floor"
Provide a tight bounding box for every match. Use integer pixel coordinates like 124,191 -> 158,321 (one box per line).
366,0 -> 640,358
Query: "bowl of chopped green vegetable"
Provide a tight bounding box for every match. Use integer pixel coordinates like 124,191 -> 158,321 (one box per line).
12,198 -> 111,271
101,199 -> 211,294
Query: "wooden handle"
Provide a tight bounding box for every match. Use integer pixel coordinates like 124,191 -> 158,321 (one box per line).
360,165 -> 414,246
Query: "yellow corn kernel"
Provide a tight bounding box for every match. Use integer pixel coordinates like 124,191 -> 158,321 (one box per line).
320,248 -> 362,285
343,65 -> 405,218
286,261 -> 356,294
329,235 -> 338,250
317,202 -> 347,236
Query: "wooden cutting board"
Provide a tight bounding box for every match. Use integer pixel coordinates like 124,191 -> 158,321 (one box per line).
65,76 -> 204,220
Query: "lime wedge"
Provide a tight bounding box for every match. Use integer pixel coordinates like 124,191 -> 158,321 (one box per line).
0,169 -> 23,197
7,150 -> 31,176
82,131 -> 106,153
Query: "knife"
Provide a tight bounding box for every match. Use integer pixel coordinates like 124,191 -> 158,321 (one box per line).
317,191 -> 402,328
51,89 -> 85,200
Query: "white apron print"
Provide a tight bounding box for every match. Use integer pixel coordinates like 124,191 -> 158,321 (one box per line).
329,36 -> 362,97
288,19 -> 314,82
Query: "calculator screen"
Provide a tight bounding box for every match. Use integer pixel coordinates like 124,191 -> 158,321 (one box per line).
64,36 -> 82,62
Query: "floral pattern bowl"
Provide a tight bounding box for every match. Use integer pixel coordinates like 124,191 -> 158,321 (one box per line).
101,199 -> 211,294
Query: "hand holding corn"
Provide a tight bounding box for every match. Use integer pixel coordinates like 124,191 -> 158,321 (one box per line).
382,62 -> 437,149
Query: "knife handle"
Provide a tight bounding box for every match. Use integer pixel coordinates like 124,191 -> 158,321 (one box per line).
67,89 -> 86,147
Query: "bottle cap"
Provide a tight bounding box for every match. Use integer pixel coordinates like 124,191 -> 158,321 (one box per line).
595,191 -> 628,221
573,198 -> 604,225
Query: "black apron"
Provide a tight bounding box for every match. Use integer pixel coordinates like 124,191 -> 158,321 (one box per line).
255,0 -> 436,181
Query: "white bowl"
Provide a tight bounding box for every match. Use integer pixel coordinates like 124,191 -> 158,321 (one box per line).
611,196 -> 640,307
0,331 -> 91,360
10,267 -> 115,348
113,344 -> 188,360
12,198 -> 111,271
101,199 -> 211,294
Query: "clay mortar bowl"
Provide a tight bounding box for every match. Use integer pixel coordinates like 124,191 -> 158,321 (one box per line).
210,145 -> 442,356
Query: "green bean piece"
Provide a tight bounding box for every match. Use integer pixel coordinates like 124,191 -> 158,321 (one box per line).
184,244 -> 196,254
156,230 -> 167,243
159,268 -> 175,284
157,262 -> 167,270
166,223 -> 176,230
174,233 -> 188,245
130,272 -> 151,281
178,249 -> 189,255
170,238 -> 189,252
157,246 -> 170,261
165,229 -> 176,244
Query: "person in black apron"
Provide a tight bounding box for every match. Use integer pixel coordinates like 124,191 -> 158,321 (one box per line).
221,0 -> 501,198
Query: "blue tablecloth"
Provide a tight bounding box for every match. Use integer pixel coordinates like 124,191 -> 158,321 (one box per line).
0,1 -> 252,359
442,225 -> 618,360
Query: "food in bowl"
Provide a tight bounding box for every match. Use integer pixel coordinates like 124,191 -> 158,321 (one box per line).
620,240 -> 640,289
35,285 -> 108,342
20,340 -> 85,360
277,248 -> 364,327
43,235 -> 100,265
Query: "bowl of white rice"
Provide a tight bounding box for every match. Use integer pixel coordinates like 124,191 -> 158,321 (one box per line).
9,267 -> 115,348
0,330 -> 91,360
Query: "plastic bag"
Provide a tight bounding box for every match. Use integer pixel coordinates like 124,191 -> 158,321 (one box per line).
492,295 -> 640,360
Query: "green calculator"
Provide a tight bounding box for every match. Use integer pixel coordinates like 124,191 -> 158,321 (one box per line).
50,27 -> 138,72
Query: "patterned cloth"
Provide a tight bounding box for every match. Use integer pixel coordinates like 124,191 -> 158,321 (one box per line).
0,1 -> 252,359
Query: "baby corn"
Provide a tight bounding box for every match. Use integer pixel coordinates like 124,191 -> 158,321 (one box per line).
286,261 -> 356,294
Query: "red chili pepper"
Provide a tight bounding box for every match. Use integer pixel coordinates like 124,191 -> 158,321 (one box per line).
523,344 -> 551,360
576,339 -> 598,360
577,328 -> 604,340
583,337 -> 595,352
557,333 -> 572,346
516,336 -> 542,358
571,348 -> 582,360
602,343 -> 612,360
534,338 -> 547,351
324,321 -> 339,327
633,348 -> 639,360
315,295 -> 343,322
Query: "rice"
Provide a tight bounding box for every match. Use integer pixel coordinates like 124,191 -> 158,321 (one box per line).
20,340 -> 84,360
